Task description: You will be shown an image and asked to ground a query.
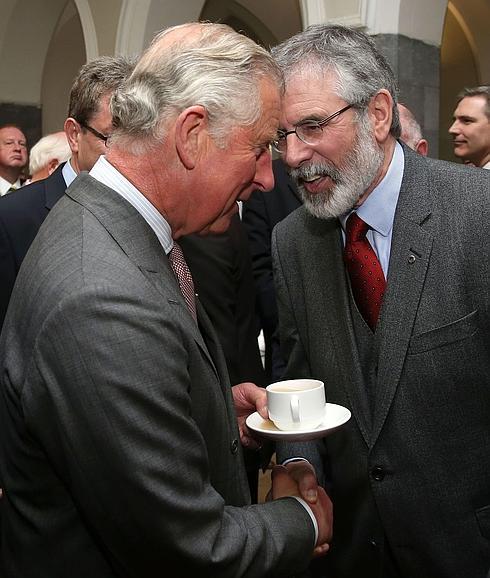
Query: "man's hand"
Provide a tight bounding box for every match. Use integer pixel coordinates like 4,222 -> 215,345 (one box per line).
270,464 -> 333,558
281,459 -> 320,504
232,382 -> 267,450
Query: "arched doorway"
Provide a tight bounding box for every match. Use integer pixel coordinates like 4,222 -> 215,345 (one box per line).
0,0 -> 87,144
439,0 -> 490,161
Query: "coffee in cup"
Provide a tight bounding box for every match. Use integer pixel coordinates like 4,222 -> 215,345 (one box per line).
266,379 -> 325,431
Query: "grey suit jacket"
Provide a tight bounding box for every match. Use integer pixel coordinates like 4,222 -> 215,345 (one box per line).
272,146 -> 490,578
0,174 -> 315,577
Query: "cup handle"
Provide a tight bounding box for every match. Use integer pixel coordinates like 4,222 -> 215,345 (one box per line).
290,395 -> 300,423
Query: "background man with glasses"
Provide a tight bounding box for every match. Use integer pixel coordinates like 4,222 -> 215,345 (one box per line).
0,55 -> 134,331
271,24 -> 490,578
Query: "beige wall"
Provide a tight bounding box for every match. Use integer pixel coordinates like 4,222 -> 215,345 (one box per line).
439,8 -> 479,162
2,0 -> 490,154
42,2 -> 86,135
86,0 -> 122,56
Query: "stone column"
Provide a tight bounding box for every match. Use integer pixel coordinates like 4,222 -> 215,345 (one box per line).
374,34 -> 440,157
298,0 -> 445,158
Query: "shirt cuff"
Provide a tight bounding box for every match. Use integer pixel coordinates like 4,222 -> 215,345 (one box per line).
281,457 -> 310,466
291,496 -> 319,545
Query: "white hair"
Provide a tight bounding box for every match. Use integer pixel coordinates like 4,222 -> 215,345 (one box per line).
29,131 -> 71,176
110,22 -> 283,151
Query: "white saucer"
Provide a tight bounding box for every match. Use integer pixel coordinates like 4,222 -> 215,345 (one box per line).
246,403 -> 351,441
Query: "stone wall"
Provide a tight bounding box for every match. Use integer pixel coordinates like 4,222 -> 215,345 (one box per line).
374,34 -> 440,158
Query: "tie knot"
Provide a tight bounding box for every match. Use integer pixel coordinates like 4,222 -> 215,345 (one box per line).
346,212 -> 369,241
169,241 -> 185,264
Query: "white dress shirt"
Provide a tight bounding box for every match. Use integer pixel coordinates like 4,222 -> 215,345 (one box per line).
0,175 -> 22,196
89,155 -> 173,255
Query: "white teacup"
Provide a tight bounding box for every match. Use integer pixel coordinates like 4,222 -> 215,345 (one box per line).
266,379 -> 326,431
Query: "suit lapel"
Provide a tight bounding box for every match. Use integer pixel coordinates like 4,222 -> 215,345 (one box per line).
303,214 -> 373,443
370,146 -> 434,446
196,300 -> 235,403
45,163 -> 67,210
66,174 -> 220,376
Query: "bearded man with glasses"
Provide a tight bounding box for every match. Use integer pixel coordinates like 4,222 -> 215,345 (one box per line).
271,24 -> 490,578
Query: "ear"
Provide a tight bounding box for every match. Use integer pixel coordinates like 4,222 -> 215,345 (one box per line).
64,118 -> 80,154
47,158 -> 60,175
174,105 -> 209,170
368,89 -> 393,143
415,138 -> 429,157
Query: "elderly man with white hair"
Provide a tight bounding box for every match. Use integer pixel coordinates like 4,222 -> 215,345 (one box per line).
0,22 -> 333,578
26,131 -> 71,184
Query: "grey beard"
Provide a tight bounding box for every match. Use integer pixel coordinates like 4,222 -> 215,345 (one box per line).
289,117 -> 384,219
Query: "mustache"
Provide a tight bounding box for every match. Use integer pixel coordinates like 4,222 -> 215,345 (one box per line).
289,162 -> 342,185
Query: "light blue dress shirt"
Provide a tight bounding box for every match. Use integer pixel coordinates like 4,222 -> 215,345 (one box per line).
62,159 -> 78,188
340,141 -> 404,278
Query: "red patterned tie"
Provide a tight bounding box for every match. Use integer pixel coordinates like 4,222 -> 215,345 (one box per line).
168,242 -> 197,322
343,212 -> 386,330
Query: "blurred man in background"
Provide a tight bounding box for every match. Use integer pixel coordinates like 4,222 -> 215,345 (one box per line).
0,125 -> 27,195
397,103 -> 428,156
0,55 -> 134,330
449,85 -> 490,168
26,131 -> 71,184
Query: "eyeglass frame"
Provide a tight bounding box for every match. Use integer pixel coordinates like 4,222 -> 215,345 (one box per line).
78,121 -> 109,145
272,103 -> 354,154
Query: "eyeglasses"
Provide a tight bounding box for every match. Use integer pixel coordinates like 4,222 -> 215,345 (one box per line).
272,104 -> 353,154
79,121 -> 109,145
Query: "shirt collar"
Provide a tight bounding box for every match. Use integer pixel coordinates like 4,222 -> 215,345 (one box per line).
341,140 -> 404,237
62,158 -> 78,187
0,175 -> 21,195
89,156 -> 173,255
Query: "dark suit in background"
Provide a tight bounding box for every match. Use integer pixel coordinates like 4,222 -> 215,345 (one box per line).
242,159 -> 301,382
273,147 -> 490,577
180,214 -> 268,502
0,163 -> 67,329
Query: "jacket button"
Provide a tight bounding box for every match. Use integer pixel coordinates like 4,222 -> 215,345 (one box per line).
371,466 -> 385,481
369,538 -> 378,549
230,439 -> 239,454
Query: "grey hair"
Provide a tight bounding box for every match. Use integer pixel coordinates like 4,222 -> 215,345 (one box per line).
456,85 -> 490,119
29,131 -> 71,175
68,56 -> 136,125
272,24 -> 400,138
110,22 -> 283,150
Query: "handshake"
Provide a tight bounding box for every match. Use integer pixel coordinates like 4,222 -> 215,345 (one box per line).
270,460 -> 333,558
233,381 -> 333,558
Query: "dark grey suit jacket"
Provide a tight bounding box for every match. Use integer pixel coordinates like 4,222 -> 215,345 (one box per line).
179,215 -> 268,503
272,146 -> 490,578
0,164 -> 66,329
0,174 -> 315,577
